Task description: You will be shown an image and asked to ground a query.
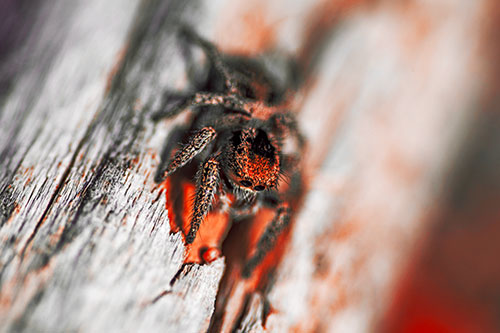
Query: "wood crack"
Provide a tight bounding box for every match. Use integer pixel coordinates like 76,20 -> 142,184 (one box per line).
19,103 -> 108,261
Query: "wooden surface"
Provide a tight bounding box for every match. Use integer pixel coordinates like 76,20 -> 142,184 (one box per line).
1,0 -> 497,332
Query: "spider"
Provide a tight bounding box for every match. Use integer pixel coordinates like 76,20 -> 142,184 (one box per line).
153,26 -> 305,278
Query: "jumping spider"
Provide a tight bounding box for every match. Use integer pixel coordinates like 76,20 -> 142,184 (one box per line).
154,26 -> 305,278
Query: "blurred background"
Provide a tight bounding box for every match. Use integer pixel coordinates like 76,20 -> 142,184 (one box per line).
1,0 -> 499,332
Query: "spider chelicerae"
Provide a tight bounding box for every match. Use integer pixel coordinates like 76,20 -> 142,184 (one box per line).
153,26 -> 305,278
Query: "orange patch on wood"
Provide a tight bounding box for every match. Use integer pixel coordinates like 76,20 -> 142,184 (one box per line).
105,45 -> 128,93
215,1 -> 278,55
245,207 -> 293,290
202,247 -> 221,263
384,190 -> 500,332
164,177 -> 231,264
384,152 -> 422,186
185,208 -> 230,263
332,219 -> 359,241
49,225 -> 66,246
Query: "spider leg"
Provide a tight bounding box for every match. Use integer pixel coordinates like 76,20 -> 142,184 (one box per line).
150,91 -> 191,121
186,156 -> 220,244
210,113 -> 248,131
161,127 -> 217,180
154,124 -> 188,183
152,91 -> 254,121
269,112 -> 305,150
180,26 -> 239,94
191,92 -> 252,114
242,203 -> 291,278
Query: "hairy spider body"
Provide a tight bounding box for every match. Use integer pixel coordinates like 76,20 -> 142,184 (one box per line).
155,27 -> 304,277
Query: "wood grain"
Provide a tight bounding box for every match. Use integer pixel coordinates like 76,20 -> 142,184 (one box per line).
0,0 -> 494,332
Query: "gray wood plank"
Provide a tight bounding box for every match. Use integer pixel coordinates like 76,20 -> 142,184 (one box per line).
0,0 -> 492,332
0,1 -> 227,332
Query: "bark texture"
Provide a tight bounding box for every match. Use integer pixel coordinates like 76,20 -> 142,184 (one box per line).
1,0 -> 498,332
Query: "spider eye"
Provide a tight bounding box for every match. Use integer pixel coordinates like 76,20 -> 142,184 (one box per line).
240,180 -> 252,187
254,185 -> 265,191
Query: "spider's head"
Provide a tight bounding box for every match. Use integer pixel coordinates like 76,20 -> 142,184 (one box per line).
227,128 -> 280,194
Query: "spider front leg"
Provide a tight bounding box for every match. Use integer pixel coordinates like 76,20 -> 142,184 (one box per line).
242,203 -> 291,278
180,26 -> 238,94
154,125 -> 187,183
161,127 -> 216,181
269,112 -> 306,151
186,156 -> 221,244
151,91 -> 252,121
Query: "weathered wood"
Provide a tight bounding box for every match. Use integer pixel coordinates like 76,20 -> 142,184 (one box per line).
0,0 -> 495,332
0,1 -> 227,332
214,1 -> 490,331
